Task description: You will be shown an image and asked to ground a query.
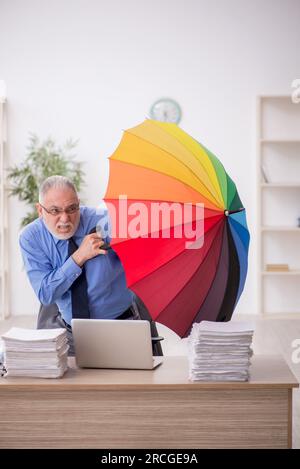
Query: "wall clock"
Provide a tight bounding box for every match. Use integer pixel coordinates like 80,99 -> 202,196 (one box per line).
149,98 -> 182,124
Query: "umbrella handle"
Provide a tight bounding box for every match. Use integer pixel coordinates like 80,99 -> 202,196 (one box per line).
151,336 -> 164,342
100,242 -> 112,251
89,226 -> 112,250
225,208 -> 245,216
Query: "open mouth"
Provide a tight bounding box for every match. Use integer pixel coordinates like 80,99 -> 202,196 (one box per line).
57,224 -> 72,232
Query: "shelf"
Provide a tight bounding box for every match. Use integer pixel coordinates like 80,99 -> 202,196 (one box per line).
260,95 -> 293,99
262,271 -> 300,276
261,226 -> 300,232
258,95 -> 300,316
263,312 -> 300,316
261,183 -> 300,188
260,139 -> 300,143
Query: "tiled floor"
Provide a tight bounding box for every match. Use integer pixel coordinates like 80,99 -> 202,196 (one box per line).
0,313 -> 299,448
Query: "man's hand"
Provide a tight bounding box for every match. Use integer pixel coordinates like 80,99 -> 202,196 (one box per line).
71,233 -> 107,267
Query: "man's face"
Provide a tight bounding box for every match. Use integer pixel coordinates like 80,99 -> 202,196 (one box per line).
36,187 -> 80,240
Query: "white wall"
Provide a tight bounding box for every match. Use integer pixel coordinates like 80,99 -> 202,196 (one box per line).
1,0 -> 300,316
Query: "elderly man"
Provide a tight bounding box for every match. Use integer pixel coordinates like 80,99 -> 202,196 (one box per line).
19,175 -> 162,355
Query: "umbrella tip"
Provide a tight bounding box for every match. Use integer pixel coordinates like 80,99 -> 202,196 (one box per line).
226,208 -> 245,216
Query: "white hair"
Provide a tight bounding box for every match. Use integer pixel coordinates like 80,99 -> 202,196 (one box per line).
39,175 -> 77,203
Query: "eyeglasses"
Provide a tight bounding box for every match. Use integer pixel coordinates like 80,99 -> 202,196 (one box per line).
39,203 -> 80,216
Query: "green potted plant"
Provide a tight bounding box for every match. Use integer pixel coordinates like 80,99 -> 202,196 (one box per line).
8,134 -> 85,227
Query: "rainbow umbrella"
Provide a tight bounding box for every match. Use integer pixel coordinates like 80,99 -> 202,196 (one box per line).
104,119 -> 250,338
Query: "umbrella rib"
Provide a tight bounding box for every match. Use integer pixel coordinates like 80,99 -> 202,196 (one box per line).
123,130 -> 223,209
181,223 -> 227,337
130,217 -> 224,296
228,218 -> 250,257
105,197 -> 222,213
225,173 -> 233,209
228,208 -> 245,214
155,220 -> 225,332
215,222 -> 240,323
229,216 -> 249,239
147,123 -> 226,207
200,143 -> 228,205
108,158 -> 221,212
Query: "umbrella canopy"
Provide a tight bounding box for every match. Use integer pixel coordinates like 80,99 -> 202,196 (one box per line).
104,119 -> 250,338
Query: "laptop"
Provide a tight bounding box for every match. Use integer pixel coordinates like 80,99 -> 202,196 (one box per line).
71,319 -> 164,370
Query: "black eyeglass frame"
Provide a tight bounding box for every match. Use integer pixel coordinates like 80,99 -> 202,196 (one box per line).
39,202 -> 80,216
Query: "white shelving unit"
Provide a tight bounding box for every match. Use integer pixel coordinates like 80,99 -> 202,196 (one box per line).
0,97 -> 9,319
257,95 -> 300,315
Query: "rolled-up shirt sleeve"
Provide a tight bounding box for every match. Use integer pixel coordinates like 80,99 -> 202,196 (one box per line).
19,232 -> 82,305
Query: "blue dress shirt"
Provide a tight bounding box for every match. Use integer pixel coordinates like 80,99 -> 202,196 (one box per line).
19,206 -> 133,325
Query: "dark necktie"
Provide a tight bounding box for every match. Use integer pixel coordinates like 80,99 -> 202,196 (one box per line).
68,237 -> 90,319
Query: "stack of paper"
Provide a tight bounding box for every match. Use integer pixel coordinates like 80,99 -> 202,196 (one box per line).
1,327 -> 69,378
188,321 -> 254,382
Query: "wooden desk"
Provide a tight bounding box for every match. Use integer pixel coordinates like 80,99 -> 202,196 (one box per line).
0,355 -> 298,448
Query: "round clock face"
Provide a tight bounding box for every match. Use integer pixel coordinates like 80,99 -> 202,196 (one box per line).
150,98 -> 182,124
